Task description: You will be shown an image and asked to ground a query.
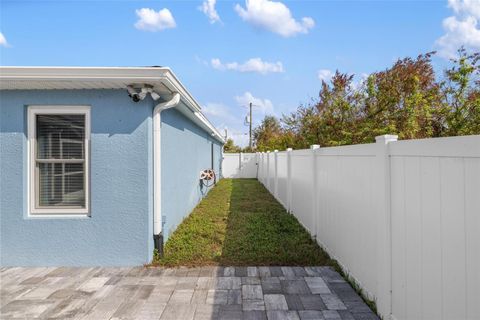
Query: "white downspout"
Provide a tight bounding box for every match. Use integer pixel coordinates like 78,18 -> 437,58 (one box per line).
153,92 -> 181,254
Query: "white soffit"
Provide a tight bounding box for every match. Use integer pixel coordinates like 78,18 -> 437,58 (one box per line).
0,66 -> 225,143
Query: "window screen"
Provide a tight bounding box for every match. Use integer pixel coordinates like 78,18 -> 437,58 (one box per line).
35,114 -> 86,208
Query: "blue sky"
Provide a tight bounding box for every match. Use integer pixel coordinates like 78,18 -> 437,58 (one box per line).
1,0 -> 479,146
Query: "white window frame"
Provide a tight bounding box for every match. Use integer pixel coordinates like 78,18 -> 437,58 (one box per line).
28,105 -> 91,216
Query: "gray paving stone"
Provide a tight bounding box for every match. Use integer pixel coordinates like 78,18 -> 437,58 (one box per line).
227,289 -> 242,305
304,267 -> 322,277
267,310 -> 300,320
280,267 -> 295,278
299,310 -> 324,320
160,304 -> 196,320
284,294 -> 304,310
292,267 -> 308,277
281,280 -> 311,294
337,310 -> 355,320
322,310 -> 341,319
243,276 -> 262,285
218,310 -> 243,320
248,267 -> 259,277
244,310 -> 268,320
196,276 -> 216,290
0,266 -> 375,320
262,281 -> 282,294
300,294 -> 326,310
351,312 -> 380,320
176,276 -> 199,289
1,299 -> 57,318
320,294 -> 347,310
194,304 -> 220,320
192,289 -> 208,304
216,277 -> 241,290
206,289 -> 229,304
242,284 -> 263,300
342,301 -> 372,314
258,267 -> 271,278
270,267 -> 284,277
224,267 -> 235,277
136,300 -> 167,320
243,299 -> 266,311
235,267 -> 248,277
305,277 -> 331,294
264,294 -> 289,310
169,289 -> 194,304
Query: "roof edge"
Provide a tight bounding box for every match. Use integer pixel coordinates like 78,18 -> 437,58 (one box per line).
0,66 -> 225,143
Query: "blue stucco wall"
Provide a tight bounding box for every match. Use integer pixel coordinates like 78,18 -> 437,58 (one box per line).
161,107 -> 223,238
0,89 -> 153,266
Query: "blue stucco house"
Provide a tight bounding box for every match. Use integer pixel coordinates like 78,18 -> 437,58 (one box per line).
0,66 -> 224,266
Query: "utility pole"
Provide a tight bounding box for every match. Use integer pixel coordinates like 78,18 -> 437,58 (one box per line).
249,102 -> 253,149
224,128 -> 228,141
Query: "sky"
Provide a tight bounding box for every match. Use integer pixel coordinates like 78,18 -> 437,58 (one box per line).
1,0 -> 479,146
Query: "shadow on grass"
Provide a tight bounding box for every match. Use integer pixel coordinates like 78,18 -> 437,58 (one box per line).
219,179 -> 332,266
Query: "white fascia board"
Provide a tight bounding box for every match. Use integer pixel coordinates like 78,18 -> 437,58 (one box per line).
0,66 -> 225,143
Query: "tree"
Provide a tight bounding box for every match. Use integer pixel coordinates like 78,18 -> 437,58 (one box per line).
253,115 -> 292,151
251,48 -> 480,150
223,138 -> 241,153
441,47 -> 480,136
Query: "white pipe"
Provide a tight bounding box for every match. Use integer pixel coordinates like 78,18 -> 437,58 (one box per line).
153,93 -> 181,237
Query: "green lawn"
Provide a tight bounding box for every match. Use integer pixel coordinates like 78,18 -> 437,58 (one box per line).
155,178 -> 334,267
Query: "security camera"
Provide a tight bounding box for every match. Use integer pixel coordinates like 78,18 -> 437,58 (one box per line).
150,91 -> 161,101
127,86 -> 141,103
127,85 -> 160,102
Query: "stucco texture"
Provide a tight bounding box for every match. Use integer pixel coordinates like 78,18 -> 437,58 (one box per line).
0,89 -> 223,266
161,107 -> 223,239
0,90 -> 153,266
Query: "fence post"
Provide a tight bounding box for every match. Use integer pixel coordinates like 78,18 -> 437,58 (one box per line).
310,145 -> 320,239
286,148 -> 293,213
374,134 -> 397,319
238,152 -> 243,174
274,150 -> 279,199
266,151 -> 271,191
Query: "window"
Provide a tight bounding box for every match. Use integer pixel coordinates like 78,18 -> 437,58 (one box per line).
28,106 -> 90,215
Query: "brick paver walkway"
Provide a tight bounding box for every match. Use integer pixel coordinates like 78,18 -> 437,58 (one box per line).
0,266 -> 378,320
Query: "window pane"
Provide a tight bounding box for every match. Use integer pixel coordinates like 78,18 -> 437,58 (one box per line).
38,162 -> 85,207
37,114 -> 85,159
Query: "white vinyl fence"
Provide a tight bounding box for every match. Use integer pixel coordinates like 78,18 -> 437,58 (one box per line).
222,153 -> 258,178
257,135 -> 480,320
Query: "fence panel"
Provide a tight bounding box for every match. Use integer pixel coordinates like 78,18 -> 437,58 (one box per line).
315,146 -> 378,300
389,136 -> 480,320
222,153 -> 257,178
290,150 -> 315,233
254,134 -> 480,320
276,152 -> 288,207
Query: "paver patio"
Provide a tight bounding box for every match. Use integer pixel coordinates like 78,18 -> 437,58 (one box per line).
0,266 -> 378,320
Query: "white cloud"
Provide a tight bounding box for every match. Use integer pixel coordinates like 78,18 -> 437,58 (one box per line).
211,57 -> 284,74
234,91 -> 274,115
199,0 -> 221,24
436,0 -> 480,58
234,0 -> 314,37
448,0 -> 480,17
202,102 -> 237,122
202,102 -> 250,147
0,32 -> 9,47
317,69 -> 334,82
134,8 -> 176,32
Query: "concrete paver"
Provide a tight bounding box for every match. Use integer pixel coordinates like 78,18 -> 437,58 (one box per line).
0,266 -> 378,319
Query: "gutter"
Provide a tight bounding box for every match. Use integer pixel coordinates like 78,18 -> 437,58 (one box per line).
153,92 -> 181,256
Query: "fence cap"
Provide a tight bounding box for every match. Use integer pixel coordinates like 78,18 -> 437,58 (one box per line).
286,148 -> 293,151
310,144 -> 320,150
375,135 -> 398,144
